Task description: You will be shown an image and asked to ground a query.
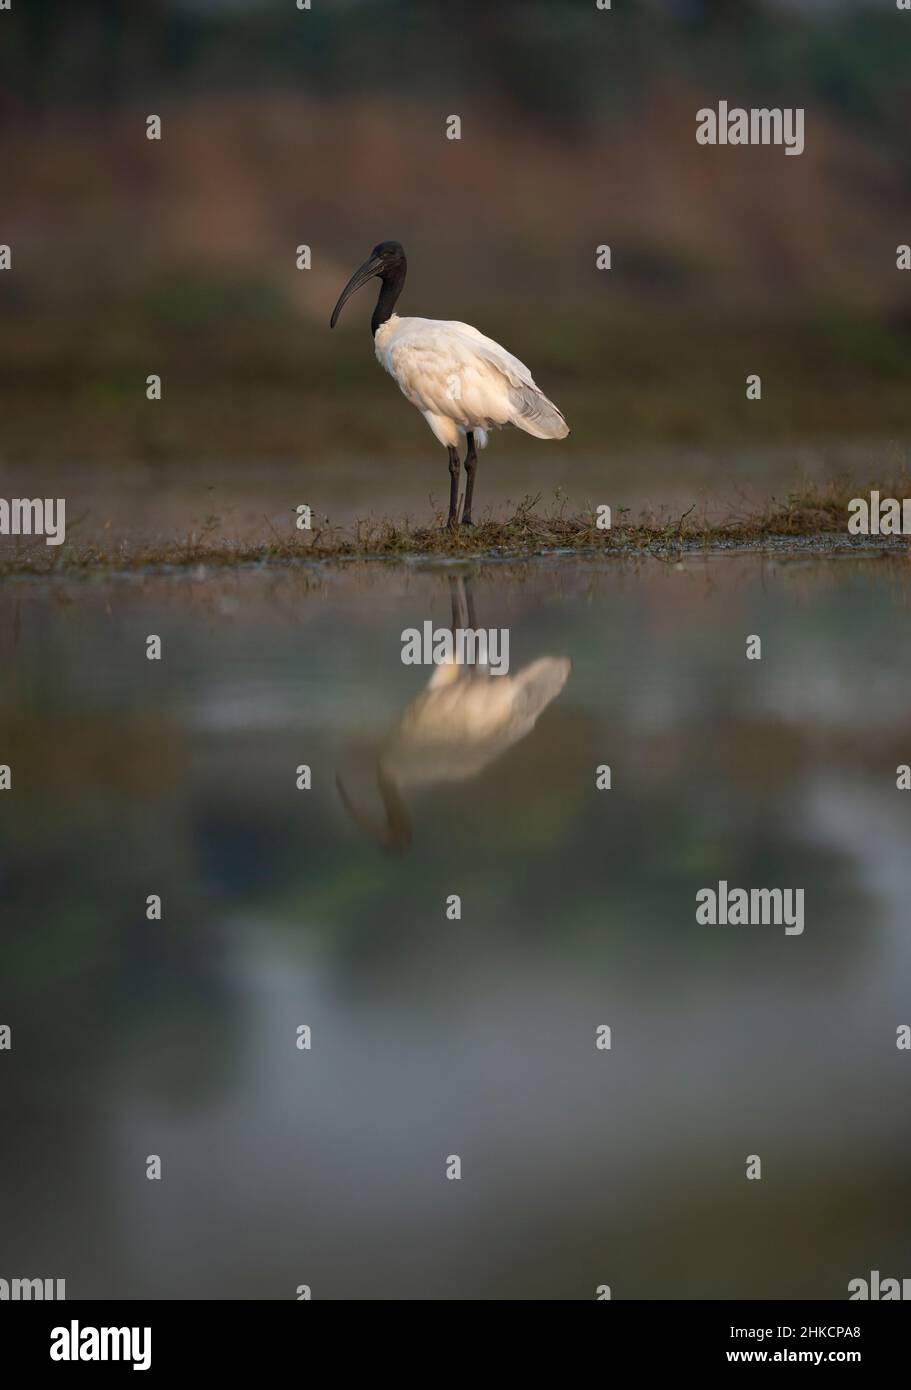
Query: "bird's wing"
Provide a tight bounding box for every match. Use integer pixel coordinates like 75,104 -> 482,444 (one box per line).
381,319 -> 510,424
382,318 -> 567,438
507,657 -> 572,728
442,321 -> 538,387
442,321 -> 569,439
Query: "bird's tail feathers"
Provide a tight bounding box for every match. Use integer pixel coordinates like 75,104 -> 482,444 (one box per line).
512,657 -> 572,720
509,385 -> 570,440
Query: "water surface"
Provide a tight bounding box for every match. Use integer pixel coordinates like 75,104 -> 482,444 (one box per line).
1,552 -> 909,1298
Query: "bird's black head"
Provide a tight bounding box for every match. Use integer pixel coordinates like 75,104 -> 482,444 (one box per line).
330,241 -> 407,330
370,240 -> 406,269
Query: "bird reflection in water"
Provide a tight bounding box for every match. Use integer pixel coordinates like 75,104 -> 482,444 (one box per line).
336,577 -> 570,852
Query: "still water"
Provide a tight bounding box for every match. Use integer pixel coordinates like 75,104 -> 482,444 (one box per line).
1,552 -> 910,1299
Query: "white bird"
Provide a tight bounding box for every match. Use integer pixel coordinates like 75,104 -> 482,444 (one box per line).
335,577 -> 571,852
330,241 -> 570,528
336,655 -> 571,853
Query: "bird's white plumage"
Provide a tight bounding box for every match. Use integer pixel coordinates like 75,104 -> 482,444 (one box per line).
388,655 -> 572,785
374,314 -> 569,449
335,656 -> 571,850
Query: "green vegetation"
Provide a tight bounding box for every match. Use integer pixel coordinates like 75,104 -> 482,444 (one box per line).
3,479 -> 906,578
1,5 -> 910,464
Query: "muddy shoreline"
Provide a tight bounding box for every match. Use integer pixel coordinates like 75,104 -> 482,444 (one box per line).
0,529 -> 906,582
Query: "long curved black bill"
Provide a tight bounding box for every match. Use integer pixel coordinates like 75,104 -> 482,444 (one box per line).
330,256 -> 382,328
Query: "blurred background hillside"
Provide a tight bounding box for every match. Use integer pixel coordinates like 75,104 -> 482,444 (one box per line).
0,0 -> 909,480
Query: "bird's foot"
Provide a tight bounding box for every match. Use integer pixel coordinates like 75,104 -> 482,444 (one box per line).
445,515 -> 459,532
461,515 -> 473,528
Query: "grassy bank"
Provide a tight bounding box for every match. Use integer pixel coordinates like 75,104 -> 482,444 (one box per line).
1,480 -> 907,578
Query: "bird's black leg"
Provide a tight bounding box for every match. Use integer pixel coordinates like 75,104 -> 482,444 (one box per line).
462,432 -> 478,526
449,574 -> 468,630
464,576 -> 477,630
446,445 -> 461,530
